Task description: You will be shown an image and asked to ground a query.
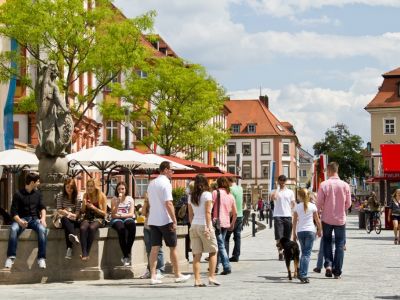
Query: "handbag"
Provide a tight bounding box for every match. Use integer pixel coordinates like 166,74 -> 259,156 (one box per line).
52,211 -> 62,229
212,190 -> 221,234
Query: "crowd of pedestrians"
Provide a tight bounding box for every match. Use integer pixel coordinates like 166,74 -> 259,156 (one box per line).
3,160 -> 384,287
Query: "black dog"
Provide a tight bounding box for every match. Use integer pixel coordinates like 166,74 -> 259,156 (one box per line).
277,237 -> 300,280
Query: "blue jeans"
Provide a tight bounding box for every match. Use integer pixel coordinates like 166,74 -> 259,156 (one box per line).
7,217 -> 47,259
216,228 -> 231,272
225,217 -> 243,260
297,231 -> 316,278
143,226 -> 164,272
316,235 -> 335,270
322,222 -> 346,276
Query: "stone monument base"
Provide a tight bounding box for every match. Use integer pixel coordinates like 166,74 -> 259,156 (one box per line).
0,225 -> 189,284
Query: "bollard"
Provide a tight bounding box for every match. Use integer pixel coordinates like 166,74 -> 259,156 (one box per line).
251,212 -> 256,237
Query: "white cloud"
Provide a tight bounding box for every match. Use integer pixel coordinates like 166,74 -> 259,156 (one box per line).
229,80 -> 375,152
243,0 -> 400,17
289,15 -> 341,26
115,0 -> 400,72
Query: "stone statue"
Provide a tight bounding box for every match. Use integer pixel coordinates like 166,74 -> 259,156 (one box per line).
36,61 -> 73,158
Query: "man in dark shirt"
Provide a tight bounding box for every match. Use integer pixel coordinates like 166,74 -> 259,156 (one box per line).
4,172 -> 47,269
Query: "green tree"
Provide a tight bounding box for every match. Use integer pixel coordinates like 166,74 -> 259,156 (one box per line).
313,123 -> 368,179
0,0 -> 154,126
102,56 -> 230,157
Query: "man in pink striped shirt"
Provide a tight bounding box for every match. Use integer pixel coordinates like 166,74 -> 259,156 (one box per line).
317,162 -> 351,279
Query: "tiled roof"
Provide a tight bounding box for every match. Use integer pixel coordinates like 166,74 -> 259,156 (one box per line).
224,99 -> 296,137
365,67 -> 400,109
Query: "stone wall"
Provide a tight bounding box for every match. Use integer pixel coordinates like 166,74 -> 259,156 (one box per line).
0,225 -> 189,284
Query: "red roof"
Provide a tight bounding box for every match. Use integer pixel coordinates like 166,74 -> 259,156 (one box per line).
365,67 -> 400,109
225,99 -> 296,137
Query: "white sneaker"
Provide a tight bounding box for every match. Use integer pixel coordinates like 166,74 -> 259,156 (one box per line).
68,234 -> 80,245
140,269 -> 151,279
65,248 -> 72,260
150,278 -> 163,285
38,258 -> 46,269
121,257 -> 130,267
156,269 -> 164,280
4,257 -> 15,269
175,274 -> 191,283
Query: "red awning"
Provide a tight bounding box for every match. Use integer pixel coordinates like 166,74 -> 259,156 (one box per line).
151,171 -> 238,180
380,144 -> 400,175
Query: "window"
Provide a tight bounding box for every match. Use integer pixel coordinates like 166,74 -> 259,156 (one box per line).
227,143 -> 236,156
231,124 -> 240,133
242,162 -> 252,179
384,118 -> 395,134
104,74 -> 119,92
242,142 -> 251,156
227,162 -> 236,174
105,121 -> 118,141
107,177 -> 118,197
135,178 -> 149,198
261,161 -> 269,179
398,82 -> 400,97
247,124 -> 256,133
302,170 -> 307,177
136,70 -> 148,78
283,164 -> 290,178
282,142 -> 289,155
134,121 -> 148,140
261,142 -> 270,155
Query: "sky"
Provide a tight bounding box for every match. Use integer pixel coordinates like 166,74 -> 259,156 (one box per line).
113,0 -> 400,154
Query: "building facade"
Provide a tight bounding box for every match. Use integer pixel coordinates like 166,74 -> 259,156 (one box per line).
225,96 -> 300,207
365,67 -> 400,204
298,147 -> 313,188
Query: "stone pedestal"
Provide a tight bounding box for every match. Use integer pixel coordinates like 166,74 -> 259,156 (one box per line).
0,225 -> 189,284
38,156 -> 69,209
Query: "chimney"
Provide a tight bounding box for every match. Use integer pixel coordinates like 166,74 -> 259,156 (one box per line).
259,95 -> 269,108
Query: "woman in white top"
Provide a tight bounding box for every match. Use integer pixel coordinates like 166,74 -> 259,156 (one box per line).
110,182 -> 136,267
292,188 -> 322,284
188,174 -> 220,287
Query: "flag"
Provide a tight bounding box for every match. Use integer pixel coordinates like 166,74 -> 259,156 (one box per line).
3,38 -> 17,150
268,160 -> 276,192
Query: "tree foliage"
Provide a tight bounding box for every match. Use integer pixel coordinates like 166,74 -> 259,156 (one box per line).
102,56 -> 230,157
0,0 -> 154,126
313,123 -> 368,179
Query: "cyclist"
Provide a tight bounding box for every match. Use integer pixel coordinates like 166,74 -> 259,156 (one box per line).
366,191 -> 380,232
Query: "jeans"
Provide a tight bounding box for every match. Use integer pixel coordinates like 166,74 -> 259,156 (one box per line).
216,228 -> 231,272
143,226 -> 164,272
316,235 -> 335,270
322,222 -> 346,276
7,217 -> 47,259
225,217 -> 243,260
297,231 -> 316,278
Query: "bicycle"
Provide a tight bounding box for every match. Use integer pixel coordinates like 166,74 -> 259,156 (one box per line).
365,210 -> 382,234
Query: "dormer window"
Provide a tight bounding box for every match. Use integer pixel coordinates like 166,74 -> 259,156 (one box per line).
231,124 -> 241,133
398,82 -> 400,97
276,124 -> 285,132
247,124 -> 256,133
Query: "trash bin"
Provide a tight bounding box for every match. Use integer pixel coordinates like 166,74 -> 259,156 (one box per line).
385,206 -> 393,230
358,210 -> 366,229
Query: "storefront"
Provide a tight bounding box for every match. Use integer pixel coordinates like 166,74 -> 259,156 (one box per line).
368,144 -> 400,229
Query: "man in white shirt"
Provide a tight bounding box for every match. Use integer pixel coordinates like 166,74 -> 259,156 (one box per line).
271,175 -> 296,260
147,161 -> 190,285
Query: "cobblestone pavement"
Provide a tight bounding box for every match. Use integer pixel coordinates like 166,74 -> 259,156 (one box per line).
1,213 -> 399,300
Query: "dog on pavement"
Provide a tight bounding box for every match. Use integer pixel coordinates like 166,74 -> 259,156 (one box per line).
277,237 -> 300,280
